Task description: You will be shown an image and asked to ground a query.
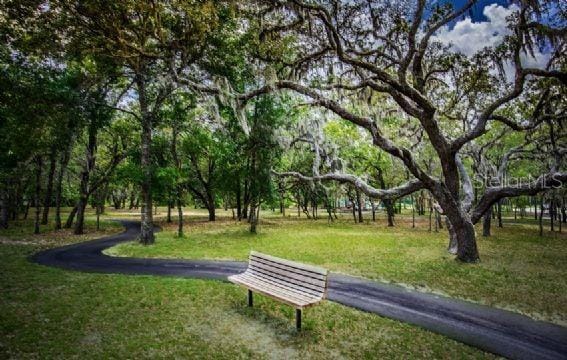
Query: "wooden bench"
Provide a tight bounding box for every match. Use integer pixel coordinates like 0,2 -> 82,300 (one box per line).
228,251 -> 329,330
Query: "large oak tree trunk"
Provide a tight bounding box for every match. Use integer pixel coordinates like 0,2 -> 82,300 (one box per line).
137,74 -> 154,245
446,218 -> 458,254
445,209 -> 479,262
438,158 -> 479,262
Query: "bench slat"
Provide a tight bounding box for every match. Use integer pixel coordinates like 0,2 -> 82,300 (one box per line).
247,268 -> 324,298
250,253 -> 327,279
229,251 -> 329,311
235,273 -> 319,303
243,270 -> 322,299
229,274 -> 319,307
249,257 -> 327,288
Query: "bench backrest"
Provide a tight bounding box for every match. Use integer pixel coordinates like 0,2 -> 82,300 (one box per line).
247,251 -> 329,299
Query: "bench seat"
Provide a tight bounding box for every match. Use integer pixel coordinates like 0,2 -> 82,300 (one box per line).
229,272 -> 323,308
228,251 -> 329,330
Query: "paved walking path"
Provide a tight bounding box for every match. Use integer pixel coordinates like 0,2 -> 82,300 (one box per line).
31,221 -> 567,360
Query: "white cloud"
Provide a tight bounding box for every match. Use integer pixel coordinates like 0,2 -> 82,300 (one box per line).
431,3 -> 549,79
433,4 -> 517,56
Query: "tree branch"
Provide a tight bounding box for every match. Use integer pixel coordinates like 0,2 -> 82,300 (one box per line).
274,171 -> 424,200
470,172 -> 567,223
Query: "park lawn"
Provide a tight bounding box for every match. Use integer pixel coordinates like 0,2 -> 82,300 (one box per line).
107,210 -> 567,326
0,226 -> 493,359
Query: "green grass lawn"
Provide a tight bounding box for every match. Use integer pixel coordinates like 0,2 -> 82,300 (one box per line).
107,209 -> 567,326
0,212 -> 493,359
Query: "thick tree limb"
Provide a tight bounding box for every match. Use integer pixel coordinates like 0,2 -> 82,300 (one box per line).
523,68 -> 567,86
471,172 -> 567,223
274,171 -> 424,199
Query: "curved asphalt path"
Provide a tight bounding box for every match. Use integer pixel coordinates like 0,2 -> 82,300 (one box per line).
31,220 -> 567,360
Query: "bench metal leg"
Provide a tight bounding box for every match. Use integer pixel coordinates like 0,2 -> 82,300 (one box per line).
248,290 -> 253,307
296,309 -> 302,331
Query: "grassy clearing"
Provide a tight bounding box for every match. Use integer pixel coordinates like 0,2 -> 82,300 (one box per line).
0,225 -> 492,358
107,209 -> 567,326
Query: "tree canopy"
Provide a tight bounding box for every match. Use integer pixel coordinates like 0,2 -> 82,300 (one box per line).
0,0 -> 565,262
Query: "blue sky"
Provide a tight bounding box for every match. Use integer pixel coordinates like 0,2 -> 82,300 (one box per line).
448,0 -> 511,22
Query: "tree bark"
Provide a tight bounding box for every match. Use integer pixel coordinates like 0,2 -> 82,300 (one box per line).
534,196 -> 538,220
171,120 -> 184,238
41,149 -> 57,225
348,190 -> 357,223
242,177 -> 249,219
278,181 -> 285,216
55,142 -> 73,230
550,197 -> 554,232
559,197 -> 563,233
205,186 -> 216,221
428,200 -> 432,232
249,201 -> 258,233
34,156 -> 43,234
208,203 -> 216,221
0,189 -> 8,229
129,191 -> 136,209
384,199 -> 394,227
236,180 -> 242,220
482,206 -> 492,237
446,218 -> 458,254
446,209 -> 479,262
561,197 -> 566,223
356,188 -> 363,223
539,195 -> 544,237
411,195 -> 415,228
74,120 -> 97,235
137,73 -> 155,245
497,199 -> 503,228
167,201 -> 172,223
65,204 -> 78,229
176,188 -> 184,238
436,211 -> 443,230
